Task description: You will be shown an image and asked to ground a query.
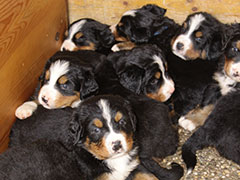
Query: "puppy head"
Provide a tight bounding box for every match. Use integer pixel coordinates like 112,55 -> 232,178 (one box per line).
69,95 -> 136,160
61,18 -> 115,54
38,52 -> 99,109
109,45 -> 175,102
110,4 -> 166,44
224,23 -> 240,82
172,12 -> 226,61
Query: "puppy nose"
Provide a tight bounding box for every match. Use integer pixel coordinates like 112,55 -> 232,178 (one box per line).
112,140 -> 122,152
62,47 -> 66,51
41,96 -> 48,104
176,42 -> 184,51
168,86 -> 175,94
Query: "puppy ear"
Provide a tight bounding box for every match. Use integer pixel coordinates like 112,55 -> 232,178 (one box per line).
98,27 -> 116,48
80,70 -> 99,99
69,111 -> 84,146
119,65 -> 145,94
142,4 -> 166,16
206,32 -> 225,60
124,100 -> 137,132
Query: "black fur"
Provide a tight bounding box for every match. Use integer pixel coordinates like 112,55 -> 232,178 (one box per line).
62,18 -> 115,55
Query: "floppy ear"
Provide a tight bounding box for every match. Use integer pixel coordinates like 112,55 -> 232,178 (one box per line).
123,99 -> 137,132
98,27 -> 116,48
206,32 -> 225,60
119,64 -> 145,94
69,111 -> 84,146
80,70 -> 99,99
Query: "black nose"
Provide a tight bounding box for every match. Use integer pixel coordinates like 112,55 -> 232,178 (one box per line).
62,47 -> 66,51
112,141 -> 122,152
176,42 -> 184,50
42,96 -> 48,104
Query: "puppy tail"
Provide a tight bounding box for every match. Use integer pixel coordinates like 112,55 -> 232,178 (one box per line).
182,127 -> 209,174
141,158 -> 184,180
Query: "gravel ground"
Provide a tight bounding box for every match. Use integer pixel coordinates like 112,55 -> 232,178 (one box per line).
158,127 -> 240,180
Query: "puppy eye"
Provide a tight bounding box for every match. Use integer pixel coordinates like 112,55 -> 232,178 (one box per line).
195,37 -> 202,43
150,78 -> 158,85
119,119 -> 126,126
60,83 -> 68,90
232,47 -> 239,52
93,127 -> 101,134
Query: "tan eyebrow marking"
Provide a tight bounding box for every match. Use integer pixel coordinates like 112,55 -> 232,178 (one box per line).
115,111 -> 123,122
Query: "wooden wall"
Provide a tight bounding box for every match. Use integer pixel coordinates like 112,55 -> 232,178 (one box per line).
68,0 -> 240,25
0,0 -> 68,152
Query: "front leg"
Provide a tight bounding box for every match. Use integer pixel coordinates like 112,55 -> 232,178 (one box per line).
15,100 -> 38,120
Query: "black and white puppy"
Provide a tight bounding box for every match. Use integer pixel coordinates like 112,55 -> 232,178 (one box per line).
182,23 -> 240,174
110,4 -> 179,52
168,12 -> 228,129
93,57 -> 183,180
15,51 -> 104,120
61,18 -> 115,54
108,45 -> 175,102
71,94 -> 182,180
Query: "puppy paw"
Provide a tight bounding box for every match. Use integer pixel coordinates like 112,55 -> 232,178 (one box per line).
178,116 -> 196,131
111,44 -> 120,52
15,101 -> 38,120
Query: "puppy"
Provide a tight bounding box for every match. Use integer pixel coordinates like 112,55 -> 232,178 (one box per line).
108,44 -> 175,102
182,23 -> 240,174
71,94 -> 183,180
10,106 -> 109,180
168,12 -> 229,129
61,18 -> 115,54
93,57 -> 183,179
111,4 -> 179,52
15,50 -> 105,120
0,139 -> 87,180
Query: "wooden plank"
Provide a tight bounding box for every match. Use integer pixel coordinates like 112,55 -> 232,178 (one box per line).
68,0 -> 240,24
0,0 -> 68,152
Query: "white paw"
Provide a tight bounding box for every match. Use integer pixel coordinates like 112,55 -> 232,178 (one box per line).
15,101 -> 38,120
111,44 -> 120,52
178,116 -> 196,131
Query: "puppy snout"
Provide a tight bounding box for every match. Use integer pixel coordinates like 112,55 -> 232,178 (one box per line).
62,47 -> 66,51
232,68 -> 240,77
41,96 -> 49,104
168,86 -> 175,94
176,42 -> 184,51
112,140 -> 122,152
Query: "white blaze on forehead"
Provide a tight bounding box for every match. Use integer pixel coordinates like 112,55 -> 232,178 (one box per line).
153,55 -> 172,83
172,14 -> 205,60
98,99 -> 127,156
123,9 -> 137,17
61,19 -> 86,51
68,19 -> 87,40
186,14 -> 205,37
48,60 -> 69,87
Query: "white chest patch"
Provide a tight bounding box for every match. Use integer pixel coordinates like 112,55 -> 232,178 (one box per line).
213,72 -> 236,95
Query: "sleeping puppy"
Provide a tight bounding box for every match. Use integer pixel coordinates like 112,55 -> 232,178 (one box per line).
61,18 -> 116,55
182,23 -> 240,174
5,106 -> 109,180
168,12 -> 229,128
110,4 -> 179,52
108,44 -> 175,102
15,50 -> 105,120
71,94 -> 183,180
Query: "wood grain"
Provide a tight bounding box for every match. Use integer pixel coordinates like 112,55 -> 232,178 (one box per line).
0,0 -> 68,152
68,0 -> 240,25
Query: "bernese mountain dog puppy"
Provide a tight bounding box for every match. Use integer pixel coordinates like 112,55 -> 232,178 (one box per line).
71,94 -> 182,180
15,50 -> 104,120
92,56 -> 183,179
6,106 -> 109,179
108,44 -> 175,102
167,12 -> 229,129
181,23 -> 240,175
110,4 -> 179,52
61,18 -> 115,55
